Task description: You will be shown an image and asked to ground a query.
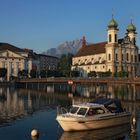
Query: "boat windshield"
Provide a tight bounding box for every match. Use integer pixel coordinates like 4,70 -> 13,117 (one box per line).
70,107 -> 79,114
77,108 -> 87,116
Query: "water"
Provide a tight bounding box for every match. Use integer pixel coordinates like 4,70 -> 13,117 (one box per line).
0,84 -> 139,140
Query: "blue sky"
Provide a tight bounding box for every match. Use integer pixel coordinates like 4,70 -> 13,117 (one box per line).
0,0 -> 140,53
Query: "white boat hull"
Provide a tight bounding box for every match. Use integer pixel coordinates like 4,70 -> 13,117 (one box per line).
60,124 -> 131,140
56,113 -> 131,131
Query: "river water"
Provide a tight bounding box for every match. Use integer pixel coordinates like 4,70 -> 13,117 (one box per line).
0,83 -> 139,140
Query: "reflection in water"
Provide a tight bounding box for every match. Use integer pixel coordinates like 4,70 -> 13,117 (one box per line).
75,84 -> 140,101
0,87 -> 71,126
59,124 -> 131,140
0,84 -> 140,139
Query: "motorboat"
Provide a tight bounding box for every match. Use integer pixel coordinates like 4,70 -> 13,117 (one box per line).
56,98 -> 131,132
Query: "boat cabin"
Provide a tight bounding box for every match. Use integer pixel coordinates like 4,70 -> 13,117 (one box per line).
69,103 -> 108,117
69,99 -> 124,117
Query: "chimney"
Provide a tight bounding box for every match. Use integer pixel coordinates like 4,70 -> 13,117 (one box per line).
82,36 -> 86,48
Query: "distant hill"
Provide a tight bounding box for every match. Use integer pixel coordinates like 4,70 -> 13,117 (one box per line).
42,39 -> 84,57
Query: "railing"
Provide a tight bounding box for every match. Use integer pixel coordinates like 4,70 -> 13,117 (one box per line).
15,77 -> 140,85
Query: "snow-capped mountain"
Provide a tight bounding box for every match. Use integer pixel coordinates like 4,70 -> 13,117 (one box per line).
42,39 -> 83,57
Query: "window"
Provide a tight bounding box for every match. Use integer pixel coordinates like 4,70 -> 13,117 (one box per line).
126,53 -> 129,61
135,55 -> 137,62
115,34 -> 117,42
77,108 -> 87,116
109,34 -> 112,42
122,54 -> 124,61
131,55 -> 133,62
70,107 -> 79,114
116,53 -> 118,61
131,66 -> 133,71
108,54 -> 111,61
87,108 -> 105,116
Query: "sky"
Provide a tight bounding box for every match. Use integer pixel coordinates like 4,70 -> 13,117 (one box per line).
0,0 -> 140,53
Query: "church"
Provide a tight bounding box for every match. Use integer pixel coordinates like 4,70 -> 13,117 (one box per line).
71,17 -> 139,77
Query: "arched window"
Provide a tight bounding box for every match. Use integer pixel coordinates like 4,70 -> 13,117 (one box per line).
109,34 -> 112,42
108,54 -> 111,61
126,53 -> 129,61
135,55 -> 137,62
115,34 -> 117,42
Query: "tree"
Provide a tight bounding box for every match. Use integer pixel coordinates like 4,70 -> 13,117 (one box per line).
40,70 -> 47,78
58,53 -> 73,77
18,69 -> 28,78
71,70 -> 80,77
88,71 -> 96,77
30,69 -> 37,78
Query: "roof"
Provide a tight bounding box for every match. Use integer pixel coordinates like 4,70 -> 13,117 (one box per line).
0,43 -> 25,52
108,18 -> 118,28
74,42 -> 107,57
127,23 -> 136,32
73,103 -> 103,108
90,98 -> 124,113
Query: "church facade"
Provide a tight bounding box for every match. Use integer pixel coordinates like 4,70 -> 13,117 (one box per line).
71,18 -> 139,77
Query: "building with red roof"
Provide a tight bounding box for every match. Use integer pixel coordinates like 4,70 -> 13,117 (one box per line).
72,18 -> 139,77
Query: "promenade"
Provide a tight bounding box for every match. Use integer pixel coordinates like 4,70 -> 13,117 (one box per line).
16,77 -> 140,85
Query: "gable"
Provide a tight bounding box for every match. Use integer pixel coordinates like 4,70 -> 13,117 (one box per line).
0,50 -> 25,59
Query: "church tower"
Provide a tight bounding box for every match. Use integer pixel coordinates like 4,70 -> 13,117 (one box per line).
126,21 -> 137,45
105,17 -> 119,76
107,17 -> 118,44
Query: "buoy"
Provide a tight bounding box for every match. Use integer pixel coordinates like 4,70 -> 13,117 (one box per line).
31,129 -> 39,137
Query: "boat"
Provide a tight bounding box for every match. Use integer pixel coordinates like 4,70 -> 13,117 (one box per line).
56,98 -> 131,132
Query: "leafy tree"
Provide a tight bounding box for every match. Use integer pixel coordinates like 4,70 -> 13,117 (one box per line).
30,69 -> 37,78
58,53 -> 73,77
18,69 -> 28,78
71,70 -> 80,77
88,71 -> 96,77
40,70 -> 47,78
104,71 -> 112,77
115,71 -> 128,77
121,71 -> 128,77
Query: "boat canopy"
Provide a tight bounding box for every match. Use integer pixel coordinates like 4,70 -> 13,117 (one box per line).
89,98 -> 124,113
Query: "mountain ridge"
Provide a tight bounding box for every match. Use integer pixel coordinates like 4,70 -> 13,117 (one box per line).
42,39 -> 84,57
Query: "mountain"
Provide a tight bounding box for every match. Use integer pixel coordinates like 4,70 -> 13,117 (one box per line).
42,39 -> 83,57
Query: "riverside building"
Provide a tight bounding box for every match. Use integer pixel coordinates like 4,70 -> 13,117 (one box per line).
72,17 -> 139,77
0,43 -> 32,81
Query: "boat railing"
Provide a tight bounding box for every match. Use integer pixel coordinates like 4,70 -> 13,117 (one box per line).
57,106 -> 68,115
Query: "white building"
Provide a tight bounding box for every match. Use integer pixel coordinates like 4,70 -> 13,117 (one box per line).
72,17 -> 139,77
0,43 -> 32,81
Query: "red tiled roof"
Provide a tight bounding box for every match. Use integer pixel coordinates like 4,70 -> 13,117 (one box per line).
74,41 -> 107,57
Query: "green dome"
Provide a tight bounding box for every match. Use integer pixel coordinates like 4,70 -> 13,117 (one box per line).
127,23 -> 136,32
108,18 -> 118,28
